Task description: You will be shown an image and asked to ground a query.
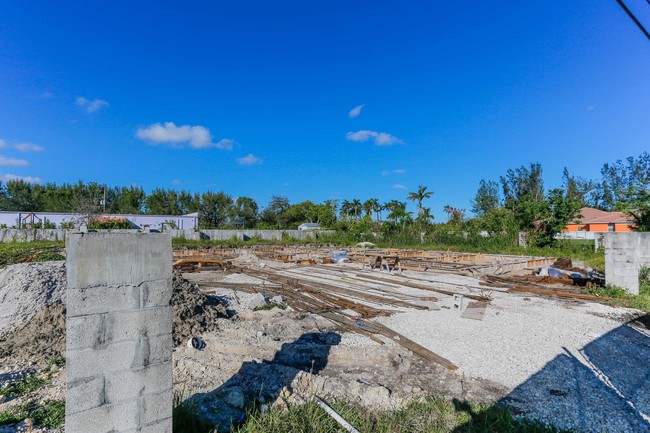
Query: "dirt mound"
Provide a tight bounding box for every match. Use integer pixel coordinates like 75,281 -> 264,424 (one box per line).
172,271 -> 228,346
0,272 -> 227,366
0,262 -> 66,338
0,303 -> 66,366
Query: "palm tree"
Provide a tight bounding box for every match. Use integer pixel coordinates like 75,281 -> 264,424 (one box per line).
420,207 -> 435,225
350,199 -> 362,219
340,200 -> 351,220
364,198 -> 380,220
408,185 -> 433,218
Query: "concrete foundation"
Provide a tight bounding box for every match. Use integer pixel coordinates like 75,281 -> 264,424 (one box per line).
604,232 -> 650,295
65,233 -> 173,433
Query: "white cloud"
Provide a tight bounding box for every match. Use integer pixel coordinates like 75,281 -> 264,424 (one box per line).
392,184 -> 407,190
0,173 -> 42,184
346,130 -> 404,146
171,179 -> 183,186
381,168 -> 407,176
0,156 -> 29,167
586,105 -> 596,112
41,91 -> 54,99
76,96 -> 109,113
214,138 -> 236,150
348,104 -> 365,118
136,122 -> 235,150
0,139 -> 7,149
13,142 -> 44,152
236,153 -> 262,165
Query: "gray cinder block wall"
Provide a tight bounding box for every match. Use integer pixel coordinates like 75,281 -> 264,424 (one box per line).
65,233 -> 173,433
604,232 -> 650,295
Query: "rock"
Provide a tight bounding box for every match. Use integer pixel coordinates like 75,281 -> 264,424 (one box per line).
271,295 -> 283,304
248,293 -> 267,310
225,388 -> 246,409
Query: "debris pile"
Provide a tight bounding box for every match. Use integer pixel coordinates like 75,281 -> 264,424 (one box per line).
171,271 -> 228,346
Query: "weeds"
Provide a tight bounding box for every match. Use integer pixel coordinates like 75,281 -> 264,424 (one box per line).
0,400 -> 64,428
0,375 -> 46,399
584,268 -> 650,313
253,301 -> 287,312
231,398 -> 568,433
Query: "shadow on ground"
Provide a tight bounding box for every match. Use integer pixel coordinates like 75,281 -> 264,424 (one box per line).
497,317 -> 650,432
184,331 -> 341,432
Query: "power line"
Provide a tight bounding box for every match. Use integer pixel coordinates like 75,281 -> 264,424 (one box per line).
614,0 -> 650,40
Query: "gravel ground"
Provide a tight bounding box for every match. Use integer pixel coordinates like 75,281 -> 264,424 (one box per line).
375,271 -> 649,433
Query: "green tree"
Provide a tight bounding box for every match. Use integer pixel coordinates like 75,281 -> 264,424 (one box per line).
628,188 -> 650,231
260,196 -> 290,228
536,188 -> 582,247
179,191 -> 201,214
471,179 -> 499,216
145,188 -> 181,215
232,196 -> 259,228
407,185 -> 433,219
443,205 -> 465,226
116,186 -> 145,214
500,163 -> 544,210
350,199 -> 362,219
199,191 -> 233,228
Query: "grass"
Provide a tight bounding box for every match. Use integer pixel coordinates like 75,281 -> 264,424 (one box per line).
172,397 -> 569,433
253,301 -> 287,312
0,400 -> 64,428
0,241 -> 65,267
0,375 -> 46,399
585,267 -> 650,314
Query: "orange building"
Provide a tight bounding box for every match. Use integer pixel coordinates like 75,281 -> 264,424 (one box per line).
564,207 -> 635,233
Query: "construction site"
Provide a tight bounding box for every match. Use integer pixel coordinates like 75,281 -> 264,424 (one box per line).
0,234 -> 648,433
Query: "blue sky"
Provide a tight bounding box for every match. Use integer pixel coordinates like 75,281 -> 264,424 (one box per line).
1,0 -> 649,218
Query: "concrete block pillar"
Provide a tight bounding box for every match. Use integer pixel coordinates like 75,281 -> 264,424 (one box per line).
604,232 -> 650,295
65,233 -> 173,433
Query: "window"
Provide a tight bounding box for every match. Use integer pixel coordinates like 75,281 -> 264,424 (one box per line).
608,223 -> 615,232
578,226 -> 583,232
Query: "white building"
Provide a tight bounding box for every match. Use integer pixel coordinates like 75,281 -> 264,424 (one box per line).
0,211 -> 198,230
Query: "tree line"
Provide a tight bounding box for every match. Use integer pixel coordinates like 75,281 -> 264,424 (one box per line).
469,151 -> 649,244
0,151 -> 647,240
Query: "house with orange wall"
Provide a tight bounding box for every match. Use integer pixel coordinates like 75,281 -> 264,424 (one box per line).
564,207 -> 635,233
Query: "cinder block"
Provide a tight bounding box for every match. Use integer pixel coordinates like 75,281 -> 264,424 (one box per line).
143,390 -> 173,425
67,333 -> 169,381
149,334 -> 173,366
140,417 -> 173,433
66,376 -> 105,414
108,307 -> 172,344
65,398 -> 140,432
67,340 -> 138,380
104,362 -> 172,404
66,233 -> 172,289
141,279 -> 173,308
67,285 -> 141,317
67,314 -> 107,350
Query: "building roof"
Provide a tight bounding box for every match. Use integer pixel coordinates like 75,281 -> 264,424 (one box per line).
298,222 -> 320,227
571,207 -> 634,224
